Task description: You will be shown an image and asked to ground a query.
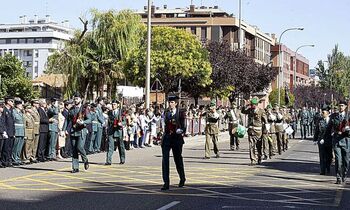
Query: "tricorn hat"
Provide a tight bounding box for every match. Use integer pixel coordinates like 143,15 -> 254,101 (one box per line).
73,92 -> 81,98
168,95 -> 179,102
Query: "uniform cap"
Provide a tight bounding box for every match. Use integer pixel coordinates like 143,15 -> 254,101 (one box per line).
321,104 -> 330,111
73,92 -> 81,98
168,95 -> 179,102
339,100 -> 347,106
111,99 -> 120,104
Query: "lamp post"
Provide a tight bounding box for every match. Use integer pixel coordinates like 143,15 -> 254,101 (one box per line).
145,0 -> 152,109
294,44 -> 315,90
278,27 -> 304,105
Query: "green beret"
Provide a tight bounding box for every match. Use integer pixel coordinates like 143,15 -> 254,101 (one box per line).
250,97 -> 258,105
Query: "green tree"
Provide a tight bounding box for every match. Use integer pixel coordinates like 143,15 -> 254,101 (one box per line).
47,9 -> 143,99
0,54 -> 38,100
269,88 -> 295,107
125,26 -> 212,95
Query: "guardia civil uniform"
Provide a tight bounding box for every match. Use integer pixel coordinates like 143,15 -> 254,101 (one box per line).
12,101 -> 25,165
47,100 -> 59,159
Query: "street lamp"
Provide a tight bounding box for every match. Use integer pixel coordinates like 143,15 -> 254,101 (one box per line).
278,27 -> 304,105
293,44 -> 315,90
145,0 -> 152,109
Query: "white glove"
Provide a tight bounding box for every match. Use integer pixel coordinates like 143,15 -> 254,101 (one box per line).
320,139 -> 324,145
213,112 -> 220,119
2,132 -> 8,139
345,126 -> 350,131
176,129 -> 183,134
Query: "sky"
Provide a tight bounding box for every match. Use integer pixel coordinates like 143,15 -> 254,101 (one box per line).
1,0 -> 350,68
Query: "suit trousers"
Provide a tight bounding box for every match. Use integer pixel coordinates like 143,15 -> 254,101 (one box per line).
94,127 -> 103,152
12,136 -> 24,164
1,137 -> 14,166
334,139 -> 349,180
162,143 -> 185,185
205,133 -> 219,158
33,134 -> 39,159
229,134 -> 240,149
261,134 -> 269,157
48,131 -> 58,159
106,136 -> 125,164
71,135 -> 88,170
37,132 -> 48,161
0,139 -> 3,159
318,143 -> 333,174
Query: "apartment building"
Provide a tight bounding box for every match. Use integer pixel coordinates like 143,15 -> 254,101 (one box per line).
0,15 -> 73,79
271,44 -> 310,90
136,4 -> 274,65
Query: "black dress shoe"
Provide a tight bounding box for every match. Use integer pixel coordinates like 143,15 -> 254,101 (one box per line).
12,162 -> 20,166
161,184 -> 169,191
0,164 -> 5,168
320,172 -> 326,175
71,169 -> 79,173
119,161 -> 125,164
84,161 -> 89,170
203,157 -> 210,159
178,179 -> 186,187
335,179 -> 342,184
105,163 -> 111,165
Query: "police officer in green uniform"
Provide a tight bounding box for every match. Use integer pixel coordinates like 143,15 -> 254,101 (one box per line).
89,103 -> 98,154
47,98 -> 59,160
94,97 -> 105,153
12,99 -> 25,166
105,100 -> 125,165
299,106 -> 309,139
329,100 -> 350,184
313,104 -> 332,175
161,95 -> 186,190
63,92 -> 90,173
204,100 -> 220,159
241,97 -> 267,165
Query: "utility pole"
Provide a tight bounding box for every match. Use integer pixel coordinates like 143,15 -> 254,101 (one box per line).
145,0 -> 152,109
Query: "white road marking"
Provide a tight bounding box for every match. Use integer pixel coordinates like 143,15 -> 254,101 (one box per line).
298,140 -> 304,143
157,201 -> 181,210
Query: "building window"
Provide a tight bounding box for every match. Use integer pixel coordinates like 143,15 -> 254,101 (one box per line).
0,39 -> 5,44
190,27 -> 196,35
201,27 -> 207,41
35,38 -> 43,43
19,39 -> 26,44
27,38 -> 34,43
11,39 -> 18,44
27,50 -> 33,56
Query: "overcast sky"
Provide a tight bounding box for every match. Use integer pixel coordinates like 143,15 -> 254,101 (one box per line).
2,0 -> 350,68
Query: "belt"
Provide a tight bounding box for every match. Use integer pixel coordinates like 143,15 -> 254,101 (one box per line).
92,121 -> 99,124
15,123 -> 24,127
249,126 -> 262,130
34,122 -> 40,125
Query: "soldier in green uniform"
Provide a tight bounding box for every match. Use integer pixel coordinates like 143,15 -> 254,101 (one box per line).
12,99 -> 25,166
63,92 -> 90,173
23,104 -> 35,164
89,103 -> 98,154
225,102 -> 243,151
273,104 -> 284,155
241,97 -> 267,165
47,98 -> 59,160
105,100 -> 125,165
203,100 -> 220,159
329,100 -> 350,184
266,104 -> 277,158
30,100 -> 40,163
313,104 -> 332,175
282,106 -> 291,151
161,95 -> 186,190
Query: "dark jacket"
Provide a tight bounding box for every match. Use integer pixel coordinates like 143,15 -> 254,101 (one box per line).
3,106 -> 15,137
38,107 -> 49,133
162,108 -> 186,146
314,117 -> 332,146
329,111 -> 350,145
0,113 -> 6,139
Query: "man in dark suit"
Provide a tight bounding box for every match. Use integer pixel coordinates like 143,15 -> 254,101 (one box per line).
1,97 -> 15,167
161,95 -> 186,190
62,100 -> 73,158
0,100 -> 6,168
313,105 -> 333,175
37,99 -> 49,162
329,100 -> 350,184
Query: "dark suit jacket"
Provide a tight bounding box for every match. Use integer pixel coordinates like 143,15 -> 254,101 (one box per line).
3,106 -> 15,137
314,117 -> 332,146
0,113 -> 6,139
38,107 -> 49,133
162,108 -> 186,146
62,109 -> 72,133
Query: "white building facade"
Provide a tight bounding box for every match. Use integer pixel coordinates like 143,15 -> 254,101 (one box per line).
0,15 -> 73,79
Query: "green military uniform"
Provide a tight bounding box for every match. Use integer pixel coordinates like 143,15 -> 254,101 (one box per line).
204,101 -> 220,158
299,108 -> 309,139
30,103 -> 40,162
282,107 -> 292,151
329,101 -> 350,184
273,105 -> 284,155
224,102 -> 243,150
64,98 -> 90,172
47,103 -> 59,159
89,108 -> 98,153
24,105 -> 35,162
266,105 -> 277,158
12,105 -> 26,165
241,97 -> 267,164
106,103 -> 125,165
313,105 -> 332,175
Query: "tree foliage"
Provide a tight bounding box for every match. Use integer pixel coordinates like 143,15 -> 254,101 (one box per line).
125,26 -> 212,94
293,85 -> 343,108
0,54 -> 38,100
47,9 -> 144,99
315,44 -> 350,97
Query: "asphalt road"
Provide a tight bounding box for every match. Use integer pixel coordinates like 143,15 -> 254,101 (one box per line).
0,133 -> 349,210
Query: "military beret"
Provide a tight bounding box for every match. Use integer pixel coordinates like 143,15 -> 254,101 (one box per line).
14,99 -> 23,106
4,96 -> 14,102
168,95 -> 179,102
31,99 -> 39,104
50,97 -> 58,102
24,103 -> 32,109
